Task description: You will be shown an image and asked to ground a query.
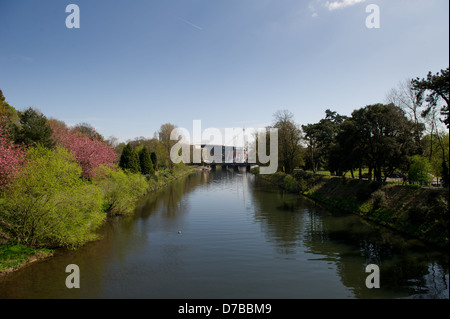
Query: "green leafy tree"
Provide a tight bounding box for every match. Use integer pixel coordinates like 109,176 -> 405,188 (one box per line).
351,104 -> 418,182
159,123 -> 177,168
74,122 -> 104,142
14,107 -> 55,148
119,143 -> 140,173
302,122 -> 324,174
139,146 -> 155,175
303,110 -> 348,175
332,118 -> 365,178
408,155 -> 432,185
0,89 -> 20,128
0,145 -> 105,248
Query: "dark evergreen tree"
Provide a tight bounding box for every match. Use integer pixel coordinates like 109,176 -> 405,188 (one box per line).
139,146 -> 155,175
119,143 -> 140,173
14,107 -> 55,149
150,151 -> 157,169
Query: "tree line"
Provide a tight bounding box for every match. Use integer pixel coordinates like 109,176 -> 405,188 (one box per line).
0,66 -> 448,248
260,67 -> 449,187
0,91 -> 188,248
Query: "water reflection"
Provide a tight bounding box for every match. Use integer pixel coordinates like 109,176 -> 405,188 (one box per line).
250,175 -> 449,299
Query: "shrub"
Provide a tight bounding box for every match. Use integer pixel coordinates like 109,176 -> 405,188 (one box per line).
93,166 -> 149,216
283,175 -> 300,193
371,190 -> 387,210
0,146 -> 105,248
292,170 -> 324,190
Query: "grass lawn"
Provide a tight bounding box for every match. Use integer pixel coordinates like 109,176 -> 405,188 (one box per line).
294,168 -> 445,189
0,243 -> 53,274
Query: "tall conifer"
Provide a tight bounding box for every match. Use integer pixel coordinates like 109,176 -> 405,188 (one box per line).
119,143 -> 140,173
139,146 -> 154,175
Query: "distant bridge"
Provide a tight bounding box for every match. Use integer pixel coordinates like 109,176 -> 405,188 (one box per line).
199,144 -> 251,172
207,162 -> 251,172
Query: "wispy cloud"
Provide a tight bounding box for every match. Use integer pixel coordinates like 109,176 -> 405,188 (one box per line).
324,0 -> 366,11
308,0 -> 366,17
178,17 -> 203,31
308,1 -> 320,17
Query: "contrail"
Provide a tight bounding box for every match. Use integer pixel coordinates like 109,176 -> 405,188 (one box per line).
178,17 -> 203,30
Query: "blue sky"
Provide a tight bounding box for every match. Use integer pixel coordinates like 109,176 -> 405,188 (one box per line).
0,0 -> 449,142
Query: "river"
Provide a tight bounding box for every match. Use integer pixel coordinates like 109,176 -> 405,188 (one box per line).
0,169 -> 448,299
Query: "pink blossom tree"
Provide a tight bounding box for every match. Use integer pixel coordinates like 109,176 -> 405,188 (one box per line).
48,120 -> 118,179
0,116 -> 25,189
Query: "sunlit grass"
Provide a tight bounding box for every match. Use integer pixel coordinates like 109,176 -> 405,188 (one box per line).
0,243 -> 53,273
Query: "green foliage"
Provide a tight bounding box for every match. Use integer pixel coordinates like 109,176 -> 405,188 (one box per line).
405,183 -> 421,190
119,143 -> 140,173
93,166 -> 149,216
151,151 -> 157,168
0,146 -> 105,248
74,122 -> 104,141
408,155 -> 432,185
283,175 -> 300,193
412,67 -> 449,129
0,89 -> 20,128
0,243 -> 53,272
272,110 -> 303,174
139,146 -> 155,175
292,170 -> 324,191
158,123 -> 177,168
422,133 -> 449,180
302,110 -> 348,174
13,107 -> 55,149
350,104 -> 417,182
403,191 -> 449,246
442,160 -> 449,188
371,190 -> 387,210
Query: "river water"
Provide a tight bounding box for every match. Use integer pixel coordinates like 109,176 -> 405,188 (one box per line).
0,169 -> 448,299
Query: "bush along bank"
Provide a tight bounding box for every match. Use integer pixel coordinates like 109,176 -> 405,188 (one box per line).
251,168 -> 449,249
0,162 -> 196,276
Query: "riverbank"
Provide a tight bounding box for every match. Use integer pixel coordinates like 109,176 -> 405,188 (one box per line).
251,169 -> 449,249
0,244 -> 54,278
0,164 -> 197,277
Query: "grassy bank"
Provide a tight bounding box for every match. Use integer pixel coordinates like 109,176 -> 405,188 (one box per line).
252,168 -> 449,249
0,243 -> 53,277
0,164 -> 196,277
